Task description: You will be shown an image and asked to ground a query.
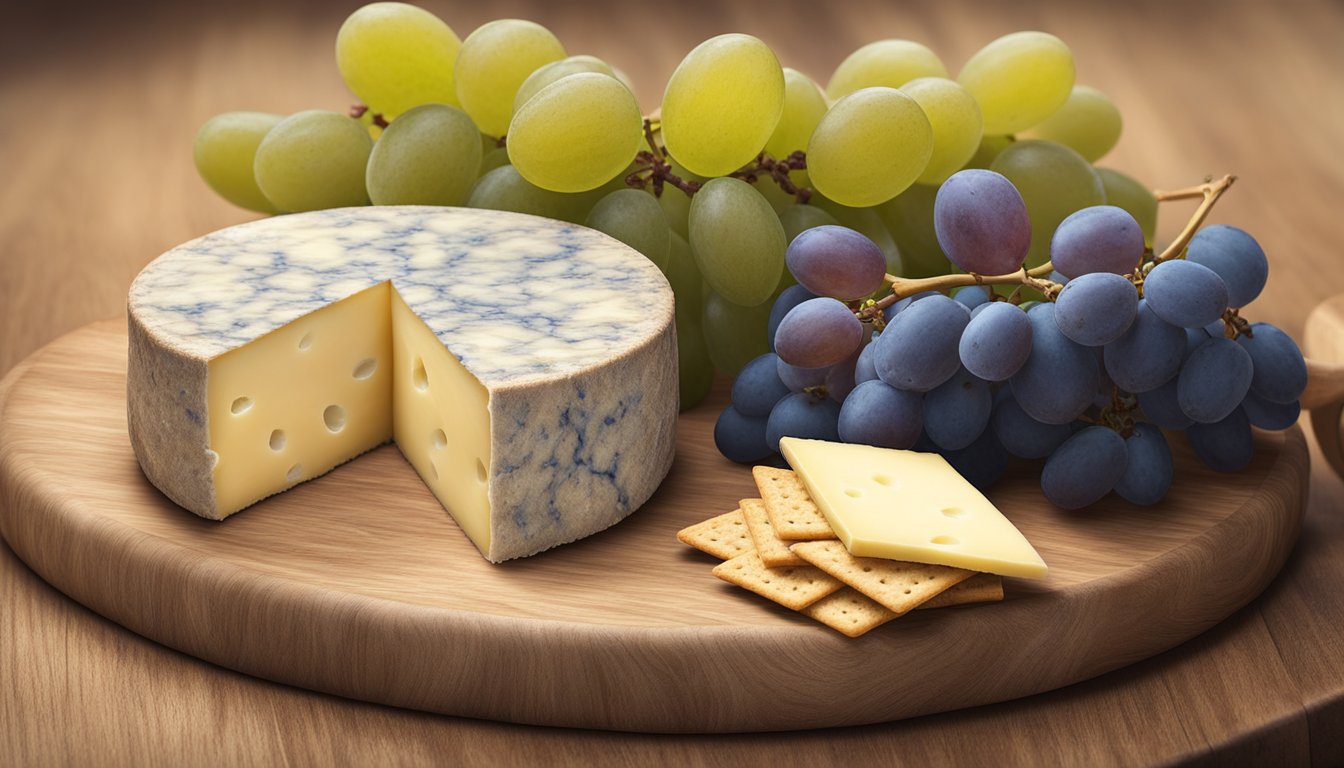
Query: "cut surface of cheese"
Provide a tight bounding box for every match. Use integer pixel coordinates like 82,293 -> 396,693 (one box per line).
127,206 -> 677,562
778,437 -> 1048,578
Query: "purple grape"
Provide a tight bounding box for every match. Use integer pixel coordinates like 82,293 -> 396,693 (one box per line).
1188,408 -> 1253,472
991,393 -> 1072,459
776,357 -> 830,392
785,225 -> 888,300
933,169 -> 1032,275
1050,205 -> 1145,278
959,301 -> 1032,382
1186,224 -> 1268,308
837,380 -> 923,449
1143,259 -> 1229,328
774,297 -> 863,368
731,353 -> 789,417
767,284 -> 816,351
853,339 -> 879,385
1114,423 -> 1173,506
1053,272 -> 1138,347
1103,299 -> 1184,394
1237,322 -> 1308,404
1136,377 -> 1194,430
714,406 -> 773,464
873,294 -> 971,392
1178,337 -> 1253,423
924,367 -> 992,450
765,392 -> 841,451
1242,392 -> 1300,430
1041,426 -> 1128,509
1010,304 -> 1100,424
940,428 -> 1008,491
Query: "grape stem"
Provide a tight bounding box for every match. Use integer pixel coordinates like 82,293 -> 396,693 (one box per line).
347,103 -> 388,129
626,118 -> 812,201
1151,174 -> 1237,263
859,172 -> 1239,322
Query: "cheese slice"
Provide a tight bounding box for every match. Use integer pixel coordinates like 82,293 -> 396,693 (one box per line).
127,207 -> 677,562
778,437 -> 1047,578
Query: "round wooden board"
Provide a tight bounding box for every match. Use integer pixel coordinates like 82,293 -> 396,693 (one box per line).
0,321 -> 1309,734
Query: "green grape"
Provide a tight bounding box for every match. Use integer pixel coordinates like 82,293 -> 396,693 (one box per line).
958,31 -> 1075,135
356,107 -> 385,140
899,77 -> 983,185
778,204 -> 840,244
876,183 -> 952,278
811,195 -> 902,279
1097,167 -> 1158,246
479,146 -> 511,176
513,55 -> 616,113
611,65 -> 637,96
661,34 -> 785,177
962,134 -> 1016,170
466,164 -> 605,224
764,68 -> 828,160
702,289 -> 772,376
336,3 -> 461,118
688,177 -> 786,307
455,19 -> 566,137
254,110 -> 371,212
1023,85 -> 1122,162
807,87 -> 933,207
676,309 -> 714,411
826,39 -> 947,100
665,231 -> 704,309
752,178 -> 797,216
989,139 -> 1105,267
508,73 -> 643,193
584,188 -> 671,270
366,104 -> 481,206
193,111 -> 284,213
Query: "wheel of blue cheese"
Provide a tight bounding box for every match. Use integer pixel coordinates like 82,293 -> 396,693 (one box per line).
127,206 -> 677,562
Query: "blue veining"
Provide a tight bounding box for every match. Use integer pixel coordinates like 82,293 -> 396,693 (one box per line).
129,207 -> 672,388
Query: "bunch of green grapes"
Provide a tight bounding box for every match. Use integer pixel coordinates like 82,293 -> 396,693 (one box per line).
193,4 -> 1156,413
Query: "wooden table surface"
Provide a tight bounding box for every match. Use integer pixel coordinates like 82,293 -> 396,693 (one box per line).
2,0 -> 1342,764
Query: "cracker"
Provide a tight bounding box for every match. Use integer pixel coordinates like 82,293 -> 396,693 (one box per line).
712,551 -> 843,611
752,466 -> 836,541
789,540 -> 974,615
802,588 -> 897,637
739,498 -> 806,568
676,508 -> 752,560
918,573 -> 1004,610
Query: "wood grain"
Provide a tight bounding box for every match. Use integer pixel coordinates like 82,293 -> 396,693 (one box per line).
0,321 -> 1311,732
3,0 -> 1344,763
1305,295 -> 1344,481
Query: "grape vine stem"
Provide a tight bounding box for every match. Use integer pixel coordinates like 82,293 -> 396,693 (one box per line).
860,172 -> 1239,322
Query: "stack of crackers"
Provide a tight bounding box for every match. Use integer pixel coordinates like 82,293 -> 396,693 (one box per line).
677,466 -> 1004,637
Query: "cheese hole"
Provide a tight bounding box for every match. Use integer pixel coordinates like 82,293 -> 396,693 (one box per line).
941,507 -> 965,518
872,474 -> 893,486
431,429 -> 447,450
205,449 -> 219,469
353,358 -> 377,380
844,488 -> 862,498
230,397 -> 253,415
931,535 -> 960,546
286,463 -> 303,482
298,332 -> 314,351
476,458 -> 487,483
269,430 -> 286,452
413,357 -> 428,391
323,405 -> 346,433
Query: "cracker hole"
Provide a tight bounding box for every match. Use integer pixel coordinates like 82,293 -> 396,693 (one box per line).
904,589 -> 912,595
942,506 -> 966,518
413,357 -> 428,391
353,358 -> 377,380
862,567 -> 872,573
873,474 -> 894,486
431,429 -> 447,450
931,535 -> 960,546
230,397 -> 253,415
323,405 -> 346,433
269,430 -> 286,452
298,332 -> 314,351
844,488 -> 862,498
286,463 -> 302,482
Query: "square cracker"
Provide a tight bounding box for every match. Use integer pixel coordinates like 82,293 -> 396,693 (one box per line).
740,498 -> 807,568
752,466 -> 836,541
790,540 -> 974,615
802,588 -> 897,637
919,573 -> 1004,610
676,508 -> 752,560
712,551 -> 843,611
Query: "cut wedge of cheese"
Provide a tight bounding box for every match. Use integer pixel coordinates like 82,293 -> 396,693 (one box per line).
127,207 -> 677,562
778,437 -> 1047,578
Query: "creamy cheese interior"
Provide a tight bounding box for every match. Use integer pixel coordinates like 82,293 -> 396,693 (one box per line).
206,281 -> 494,555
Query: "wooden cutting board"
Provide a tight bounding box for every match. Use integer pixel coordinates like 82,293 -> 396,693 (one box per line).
0,320 -> 1309,733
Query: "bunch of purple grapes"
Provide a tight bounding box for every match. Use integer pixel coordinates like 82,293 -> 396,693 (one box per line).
714,169 -> 1307,509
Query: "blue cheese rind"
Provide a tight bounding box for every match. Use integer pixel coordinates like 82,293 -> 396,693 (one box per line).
127,206 -> 677,562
